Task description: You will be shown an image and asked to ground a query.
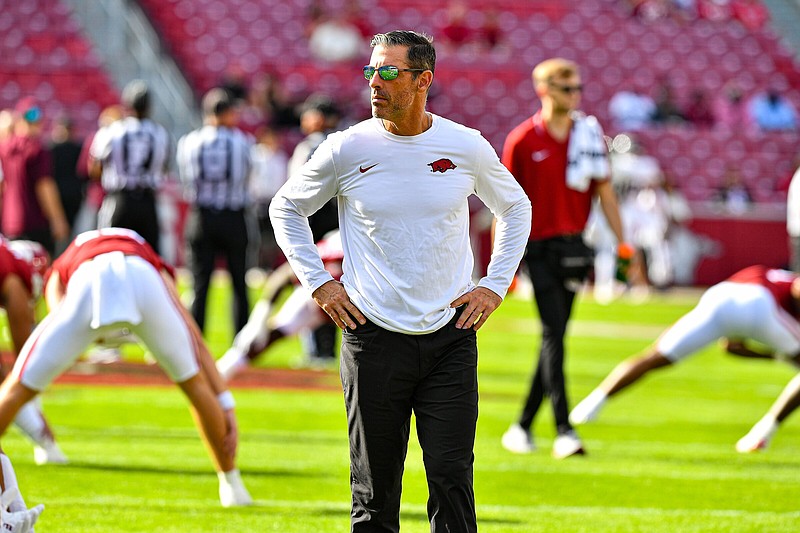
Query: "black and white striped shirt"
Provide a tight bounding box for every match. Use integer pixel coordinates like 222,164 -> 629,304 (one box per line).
90,117 -> 171,192
177,125 -> 253,211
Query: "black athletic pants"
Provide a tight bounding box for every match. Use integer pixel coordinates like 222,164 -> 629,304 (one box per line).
186,207 -> 249,334
340,313 -> 478,533
518,239 -> 580,435
99,189 -> 161,254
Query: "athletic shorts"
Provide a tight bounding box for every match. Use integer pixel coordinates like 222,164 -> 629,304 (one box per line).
13,253 -> 200,390
657,282 -> 800,361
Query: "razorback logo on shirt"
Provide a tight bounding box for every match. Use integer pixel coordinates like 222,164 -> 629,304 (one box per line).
428,158 -> 457,173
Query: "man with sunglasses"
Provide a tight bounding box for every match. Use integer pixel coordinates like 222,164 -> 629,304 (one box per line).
500,58 -> 627,459
270,30 -> 531,533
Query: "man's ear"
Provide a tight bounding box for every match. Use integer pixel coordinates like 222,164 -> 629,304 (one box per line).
419,71 -> 433,92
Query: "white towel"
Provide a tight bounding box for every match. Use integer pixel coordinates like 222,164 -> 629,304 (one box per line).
90,252 -> 143,329
566,112 -> 609,192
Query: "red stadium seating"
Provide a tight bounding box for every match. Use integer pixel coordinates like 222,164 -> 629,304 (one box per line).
0,1 -> 118,138
2,0 -> 793,206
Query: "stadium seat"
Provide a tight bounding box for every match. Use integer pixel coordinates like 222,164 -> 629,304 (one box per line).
92,0 -> 800,206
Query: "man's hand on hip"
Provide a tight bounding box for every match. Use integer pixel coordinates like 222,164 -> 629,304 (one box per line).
450,287 -> 502,331
312,280 -> 367,330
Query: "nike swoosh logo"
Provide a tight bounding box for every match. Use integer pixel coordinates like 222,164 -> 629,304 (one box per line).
359,164 -> 378,173
532,150 -> 549,162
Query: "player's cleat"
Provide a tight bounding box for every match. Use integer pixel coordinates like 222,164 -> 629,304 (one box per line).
736,417 -> 778,453
0,488 -> 43,533
501,423 -> 535,454
552,430 -> 586,459
569,390 -> 608,426
33,439 -> 68,466
218,470 -> 253,507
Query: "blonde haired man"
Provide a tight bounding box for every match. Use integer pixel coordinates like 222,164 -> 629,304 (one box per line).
501,57 -> 629,458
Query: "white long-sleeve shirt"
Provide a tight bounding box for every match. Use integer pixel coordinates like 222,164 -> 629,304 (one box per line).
270,114 -> 531,334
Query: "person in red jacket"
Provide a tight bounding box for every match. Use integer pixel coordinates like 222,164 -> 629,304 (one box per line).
0,228 -> 252,509
500,57 -> 627,458
570,265 -> 800,452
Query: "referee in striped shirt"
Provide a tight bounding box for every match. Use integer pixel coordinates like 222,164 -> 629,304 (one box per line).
89,80 -> 170,254
177,88 -> 253,334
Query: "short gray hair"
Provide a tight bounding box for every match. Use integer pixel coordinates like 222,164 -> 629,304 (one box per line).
370,30 -> 436,76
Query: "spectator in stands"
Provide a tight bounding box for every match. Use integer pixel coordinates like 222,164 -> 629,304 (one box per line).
89,80 -> 171,254
438,1 -> 473,50
651,79 -> 685,125
697,0 -> 733,22
747,88 -> 798,131
608,89 -> 657,131
477,7 -> 502,50
344,1 -> 372,40
249,124 -> 288,271
672,0 -> 698,21
714,81 -> 748,129
626,0 -> 674,21
0,97 -> 69,256
48,115 -> 85,246
177,89 -> 253,336
308,12 -> 363,63
731,0 -> 769,30
684,89 -> 715,128
304,0 -> 326,38
714,165 -> 753,213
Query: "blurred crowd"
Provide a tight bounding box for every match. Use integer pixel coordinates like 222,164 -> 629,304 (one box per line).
609,79 -> 797,133
626,0 -> 770,29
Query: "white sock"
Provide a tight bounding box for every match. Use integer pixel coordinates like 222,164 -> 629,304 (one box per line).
754,415 -> 779,435
13,401 -> 48,448
586,389 -> 608,409
218,468 -> 243,486
216,349 -> 249,381
0,454 -> 27,512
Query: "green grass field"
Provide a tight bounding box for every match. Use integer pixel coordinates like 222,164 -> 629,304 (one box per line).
3,279 -> 800,532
